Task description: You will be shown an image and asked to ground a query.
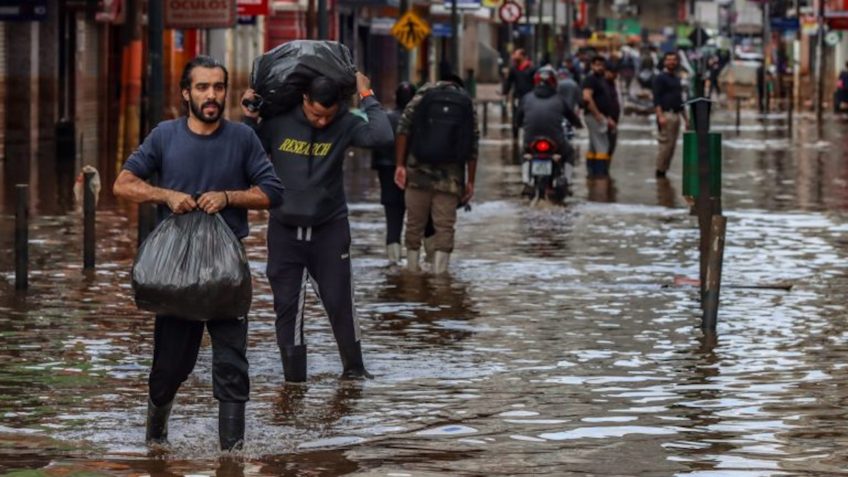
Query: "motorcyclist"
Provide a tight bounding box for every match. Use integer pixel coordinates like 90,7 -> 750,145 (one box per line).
517,65 -> 583,164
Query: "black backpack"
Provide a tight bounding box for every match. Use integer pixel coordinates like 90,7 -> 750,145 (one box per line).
411,88 -> 475,164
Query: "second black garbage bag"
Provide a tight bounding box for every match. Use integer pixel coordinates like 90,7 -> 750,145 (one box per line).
249,40 -> 357,118
132,211 -> 252,321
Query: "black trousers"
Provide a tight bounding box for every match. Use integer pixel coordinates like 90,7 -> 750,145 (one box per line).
266,217 -> 360,351
378,166 -> 405,245
148,315 -> 249,407
377,166 -> 435,245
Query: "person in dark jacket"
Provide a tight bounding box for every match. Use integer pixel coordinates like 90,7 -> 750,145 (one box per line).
652,51 -> 689,178
503,49 -> 536,140
113,56 -> 285,451
836,61 -> 848,113
517,65 -> 583,163
371,82 -> 434,263
241,73 -> 393,383
582,56 -> 617,177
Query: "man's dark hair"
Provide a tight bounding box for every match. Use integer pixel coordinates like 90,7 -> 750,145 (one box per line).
663,51 -> 678,62
179,55 -> 228,91
591,55 -> 606,65
396,82 -> 417,110
306,76 -> 342,108
439,71 -> 465,89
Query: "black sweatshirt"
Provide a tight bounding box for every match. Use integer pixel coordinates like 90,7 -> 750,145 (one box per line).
247,96 -> 393,227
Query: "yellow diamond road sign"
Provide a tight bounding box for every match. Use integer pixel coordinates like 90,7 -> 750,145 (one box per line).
391,11 -> 431,50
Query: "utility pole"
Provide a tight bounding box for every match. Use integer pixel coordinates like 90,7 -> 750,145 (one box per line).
565,0 -> 572,57
451,0 -> 459,73
138,0 -> 165,247
815,0 -> 825,126
318,0 -> 328,39
794,0 -> 801,111
763,0 -> 771,111
398,0 -> 410,82
537,0 -> 544,64
148,0 -> 163,130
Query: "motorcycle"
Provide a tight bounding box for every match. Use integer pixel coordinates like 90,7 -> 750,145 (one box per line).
521,136 -> 572,203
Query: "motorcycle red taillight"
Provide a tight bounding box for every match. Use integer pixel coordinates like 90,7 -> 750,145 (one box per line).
532,140 -> 552,153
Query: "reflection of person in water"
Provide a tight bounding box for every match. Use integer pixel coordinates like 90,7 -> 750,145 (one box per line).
656,176 -> 677,208
272,382 -> 363,429
586,176 -> 617,203
371,273 -> 477,346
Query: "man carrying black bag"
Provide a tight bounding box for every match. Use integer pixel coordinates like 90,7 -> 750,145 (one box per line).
113,56 -> 284,451
394,73 -> 479,274
241,72 -> 393,383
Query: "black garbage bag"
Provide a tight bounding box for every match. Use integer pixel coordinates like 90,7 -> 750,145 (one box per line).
249,40 -> 357,118
132,211 -> 252,321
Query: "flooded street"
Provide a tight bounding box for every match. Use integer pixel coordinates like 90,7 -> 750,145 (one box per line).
1,109 -> 848,476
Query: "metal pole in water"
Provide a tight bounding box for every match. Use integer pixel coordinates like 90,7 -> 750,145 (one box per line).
83,171 -> 96,270
788,97 -> 793,137
735,96 -> 741,135
482,101 -> 489,137
15,184 -> 28,290
694,99 -> 712,304
702,214 -> 727,331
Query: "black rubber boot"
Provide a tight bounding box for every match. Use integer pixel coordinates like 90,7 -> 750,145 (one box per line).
218,401 -> 245,451
339,341 -> 373,380
145,398 -> 173,445
281,344 -> 307,383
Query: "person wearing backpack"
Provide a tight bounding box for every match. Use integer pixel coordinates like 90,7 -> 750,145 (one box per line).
241,73 -> 393,383
371,82 -> 435,264
394,73 -> 479,274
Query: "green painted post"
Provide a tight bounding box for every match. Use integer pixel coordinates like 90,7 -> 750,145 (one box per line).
682,131 -> 722,199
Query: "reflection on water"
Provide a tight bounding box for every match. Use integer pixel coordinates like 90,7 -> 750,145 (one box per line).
0,111 -> 847,475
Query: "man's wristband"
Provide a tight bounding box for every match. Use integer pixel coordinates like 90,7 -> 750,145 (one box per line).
224,191 -> 230,207
359,89 -> 375,100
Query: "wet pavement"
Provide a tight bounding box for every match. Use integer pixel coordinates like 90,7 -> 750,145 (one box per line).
0,107 -> 847,476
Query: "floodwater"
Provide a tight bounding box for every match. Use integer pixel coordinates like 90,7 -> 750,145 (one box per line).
0,106 -> 847,476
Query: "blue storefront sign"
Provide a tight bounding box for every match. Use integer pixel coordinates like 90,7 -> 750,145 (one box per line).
0,0 -> 48,22
432,23 -> 454,38
771,17 -> 800,31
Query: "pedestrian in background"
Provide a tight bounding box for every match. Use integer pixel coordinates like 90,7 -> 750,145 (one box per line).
395,73 -> 479,274
556,67 -> 581,112
582,56 -> 616,177
372,82 -> 417,264
604,61 -> 622,162
241,72 -> 393,383
113,55 -> 285,451
652,51 -> 689,178
836,61 -> 848,113
503,49 -> 536,140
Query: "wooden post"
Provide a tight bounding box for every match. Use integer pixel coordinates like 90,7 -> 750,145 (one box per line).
83,171 -> 95,269
15,184 -> 28,290
702,215 -> 727,331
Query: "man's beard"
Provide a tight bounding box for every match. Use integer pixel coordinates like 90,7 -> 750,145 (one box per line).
190,98 -> 224,124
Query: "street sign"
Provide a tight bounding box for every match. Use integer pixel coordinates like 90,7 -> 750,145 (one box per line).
456,0 -> 482,9
164,0 -> 238,29
498,0 -> 522,23
0,0 -> 47,21
826,30 -> 842,46
391,10 -> 431,50
432,23 -> 453,38
482,0 -> 502,8
237,0 -> 268,16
